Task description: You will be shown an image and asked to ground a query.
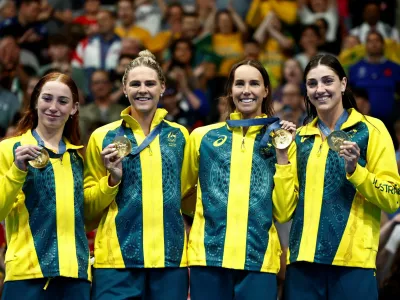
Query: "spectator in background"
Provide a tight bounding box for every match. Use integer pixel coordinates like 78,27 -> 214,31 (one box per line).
73,0 -> 100,33
352,87 -> 371,115
0,37 -> 27,131
243,38 -> 261,60
20,75 -> 40,115
39,34 -> 72,76
165,38 -> 196,75
273,58 -> 304,102
115,0 -> 151,49
165,38 -> 210,125
160,77 -> 195,130
110,53 -> 135,106
342,34 -> 362,50
0,36 -> 22,90
44,0 -> 74,35
157,0 -> 184,32
120,37 -> 144,57
0,86 -> 19,137
295,24 -> 325,70
254,11 -> 294,89
349,30 -> 400,128
194,0 -> 215,27
0,0 -> 16,22
79,70 -> 124,145
134,0 -> 162,36
150,11 -> 203,61
338,34 -> 363,73
246,0 -> 297,29
216,96 -> 228,122
204,2 -> 247,77
275,83 -> 306,127
315,17 -> 341,55
379,246 -> 400,300
182,12 -> 202,40
0,0 -> 48,64
350,1 -> 399,44
72,10 -> 121,95
376,214 -> 400,288
297,0 -> 339,43
72,0 -> 99,39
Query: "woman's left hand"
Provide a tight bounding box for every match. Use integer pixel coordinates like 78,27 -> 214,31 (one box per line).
339,141 -> 360,174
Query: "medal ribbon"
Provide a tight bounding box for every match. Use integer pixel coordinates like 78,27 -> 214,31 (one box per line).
116,121 -> 163,156
317,110 -> 349,136
32,129 -> 67,158
226,117 -> 282,147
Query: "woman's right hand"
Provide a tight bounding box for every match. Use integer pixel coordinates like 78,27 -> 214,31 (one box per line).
275,120 -> 297,165
14,145 -> 43,171
101,144 -> 123,187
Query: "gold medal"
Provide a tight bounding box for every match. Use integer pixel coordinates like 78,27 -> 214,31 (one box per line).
113,136 -> 132,157
327,131 -> 349,152
28,148 -> 49,168
271,129 -> 293,149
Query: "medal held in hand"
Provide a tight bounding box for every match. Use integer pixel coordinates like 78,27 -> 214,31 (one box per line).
113,136 -> 132,158
28,148 -> 50,168
318,110 -> 350,152
270,128 -> 292,149
327,130 -> 350,152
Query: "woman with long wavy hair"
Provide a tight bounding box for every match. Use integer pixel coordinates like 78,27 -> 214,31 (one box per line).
0,72 -> 90,299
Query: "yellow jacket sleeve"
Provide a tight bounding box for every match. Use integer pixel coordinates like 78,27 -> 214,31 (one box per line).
0,139 -> 27,221
83,131 -> 120,223
272,141 -> 298,223
246,0 -> 297,28
347,118 -> 400,213
181,128 -> 202,216
270,0 -> 297,25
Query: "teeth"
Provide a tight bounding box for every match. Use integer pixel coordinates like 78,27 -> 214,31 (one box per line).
136,98 -> 150,101
240,99 -> 255,103
317,96 -> 330,101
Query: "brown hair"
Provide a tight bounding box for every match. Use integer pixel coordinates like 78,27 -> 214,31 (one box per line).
221,59 -> 273,119
13,72 -> 81,145
122,49 -> 165,86
303,54 -> 358,124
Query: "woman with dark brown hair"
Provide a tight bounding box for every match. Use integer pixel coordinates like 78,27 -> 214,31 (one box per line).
181,59 -> 296,299
0,72 -> 90,299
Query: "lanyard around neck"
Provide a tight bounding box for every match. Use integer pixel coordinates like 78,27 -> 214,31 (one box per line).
116,121 -> 163,156
317,110 -> 349,137
226,117 -> 282,147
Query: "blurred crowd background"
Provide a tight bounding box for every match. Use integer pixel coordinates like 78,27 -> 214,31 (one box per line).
0,0 -> 400,298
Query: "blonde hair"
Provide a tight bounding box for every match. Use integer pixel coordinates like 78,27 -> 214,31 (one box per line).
122,50 -> 165,86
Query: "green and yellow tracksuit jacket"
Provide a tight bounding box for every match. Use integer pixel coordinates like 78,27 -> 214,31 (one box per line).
181,112 -> 296,273
84,108 -> 189,269
0,130 -> 90,282
276,109 -> 400,268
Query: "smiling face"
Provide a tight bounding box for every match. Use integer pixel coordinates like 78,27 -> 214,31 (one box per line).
231,65 -> 268,119
305,64 -> 346,115
36,81 -> 78,131
124,66 -> 165,117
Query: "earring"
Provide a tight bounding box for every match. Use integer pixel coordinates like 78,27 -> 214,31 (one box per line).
160,93 -> 163,97
70,115 -> 73,119
125,94 -> 128,98
342,91 -> 344,96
